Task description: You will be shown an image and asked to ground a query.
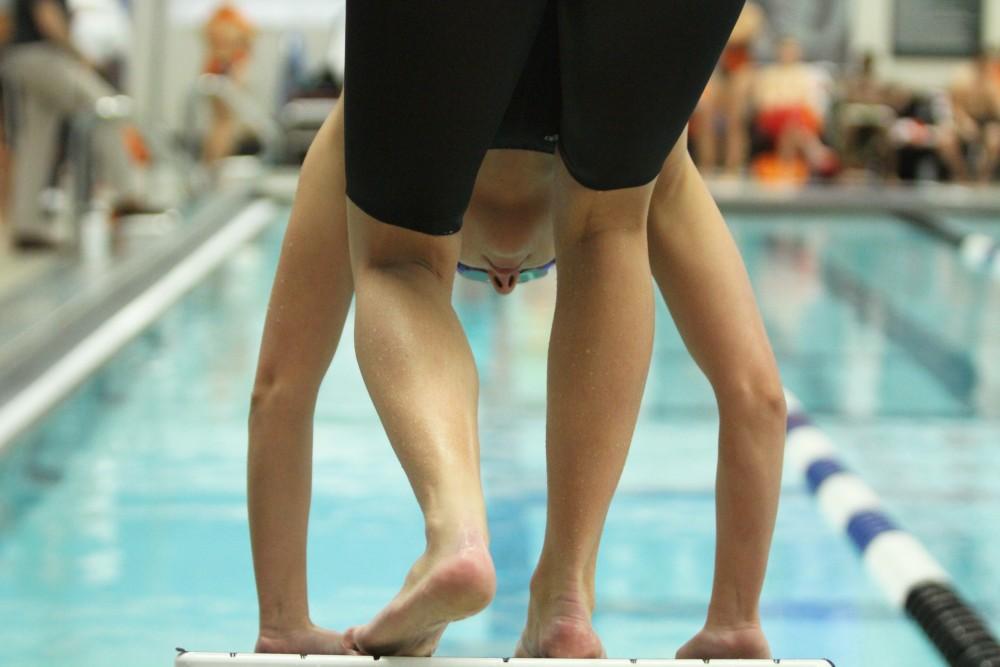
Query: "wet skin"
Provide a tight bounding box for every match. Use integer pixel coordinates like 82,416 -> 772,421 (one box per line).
249,100 -> 784,659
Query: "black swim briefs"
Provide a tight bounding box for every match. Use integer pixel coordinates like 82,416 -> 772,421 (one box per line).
344,0 -> 745,235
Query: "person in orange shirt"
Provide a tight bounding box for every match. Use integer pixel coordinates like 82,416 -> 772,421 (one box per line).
201,3 -> 255,163
751,37 -> 838,183
690,1 -> 764,175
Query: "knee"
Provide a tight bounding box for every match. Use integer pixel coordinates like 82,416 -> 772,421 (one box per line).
557,207 -> 649,253
350,220 -> 458,290
556,173 -> 658,249
713,364 -> 787,428
354,255 -> 453,294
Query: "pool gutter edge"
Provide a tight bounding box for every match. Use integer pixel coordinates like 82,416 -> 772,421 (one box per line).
0,195 -> 279,455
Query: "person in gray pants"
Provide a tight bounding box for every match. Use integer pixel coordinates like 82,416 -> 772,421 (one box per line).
2,0 -> 139,249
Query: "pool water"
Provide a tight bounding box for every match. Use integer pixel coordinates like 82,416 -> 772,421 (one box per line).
1,210 -> 998,667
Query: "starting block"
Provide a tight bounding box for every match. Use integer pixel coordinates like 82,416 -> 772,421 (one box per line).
175,653 -> 834,666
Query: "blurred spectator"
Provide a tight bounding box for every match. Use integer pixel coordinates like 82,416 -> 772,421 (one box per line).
939,49 -> 1000,183
838,52 -> 895,179
0,1 -> 13,230
69,0 -> 130,88
754,0 -> 848,64
887,85 -> 955,182
0,0 -> 149,249
750,37 -> 838,184
690,1 -> 764,175
201,3 -> 257,164
992,47 -> 1000,89
322,0 -> 345,94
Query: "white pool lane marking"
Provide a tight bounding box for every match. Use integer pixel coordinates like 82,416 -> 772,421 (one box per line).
784,390 -> 950,608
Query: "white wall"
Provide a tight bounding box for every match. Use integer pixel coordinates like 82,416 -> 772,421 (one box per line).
850,0 -> 1000,90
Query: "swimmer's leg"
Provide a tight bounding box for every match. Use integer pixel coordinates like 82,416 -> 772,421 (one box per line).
342,209 -> 495,657
517,161 -> 658,660
339,0 -> 553,653
648,136 -> 783,659
248,102 -> 354,654
519,0 -> 744,656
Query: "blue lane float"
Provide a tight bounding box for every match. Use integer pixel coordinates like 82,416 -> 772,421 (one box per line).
785,392 -> 1000,667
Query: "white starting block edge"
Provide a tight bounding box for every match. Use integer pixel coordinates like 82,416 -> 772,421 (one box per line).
175,654 -> 834,667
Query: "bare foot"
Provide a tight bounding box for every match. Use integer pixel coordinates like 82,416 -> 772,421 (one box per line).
516,592 -> 605,659
675,623 -> 771,659
255,624 -> 347,655
343,535 -> 496,656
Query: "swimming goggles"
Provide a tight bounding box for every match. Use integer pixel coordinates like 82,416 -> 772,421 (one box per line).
456,259 -> 556,283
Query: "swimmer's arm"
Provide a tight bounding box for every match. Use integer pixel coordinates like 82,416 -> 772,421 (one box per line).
248,100 -> 354,639
647,137 -> 785,630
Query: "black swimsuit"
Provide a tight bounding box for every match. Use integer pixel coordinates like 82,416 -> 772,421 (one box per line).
344,0 -> 745,236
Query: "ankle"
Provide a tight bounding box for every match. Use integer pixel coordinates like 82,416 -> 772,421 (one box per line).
703,613 -> 763,633
518,578 -> 604,659
528,572 -> 595,617
423,516 -> 489,553
677,622 -> 770,660
704,592 -> 763,630
258,617 -> 313,640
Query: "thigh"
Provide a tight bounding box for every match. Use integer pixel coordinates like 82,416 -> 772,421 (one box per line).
6,45 -> 113,114
344,1 -> 548,237
557,0 -> 745,190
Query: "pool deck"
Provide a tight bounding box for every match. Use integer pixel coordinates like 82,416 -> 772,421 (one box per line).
710,178 -> 1000,215
0,225 -> 59,298
0,185 -> 255,449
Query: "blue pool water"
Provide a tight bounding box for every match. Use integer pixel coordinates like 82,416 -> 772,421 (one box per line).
1,209 -> 998,667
